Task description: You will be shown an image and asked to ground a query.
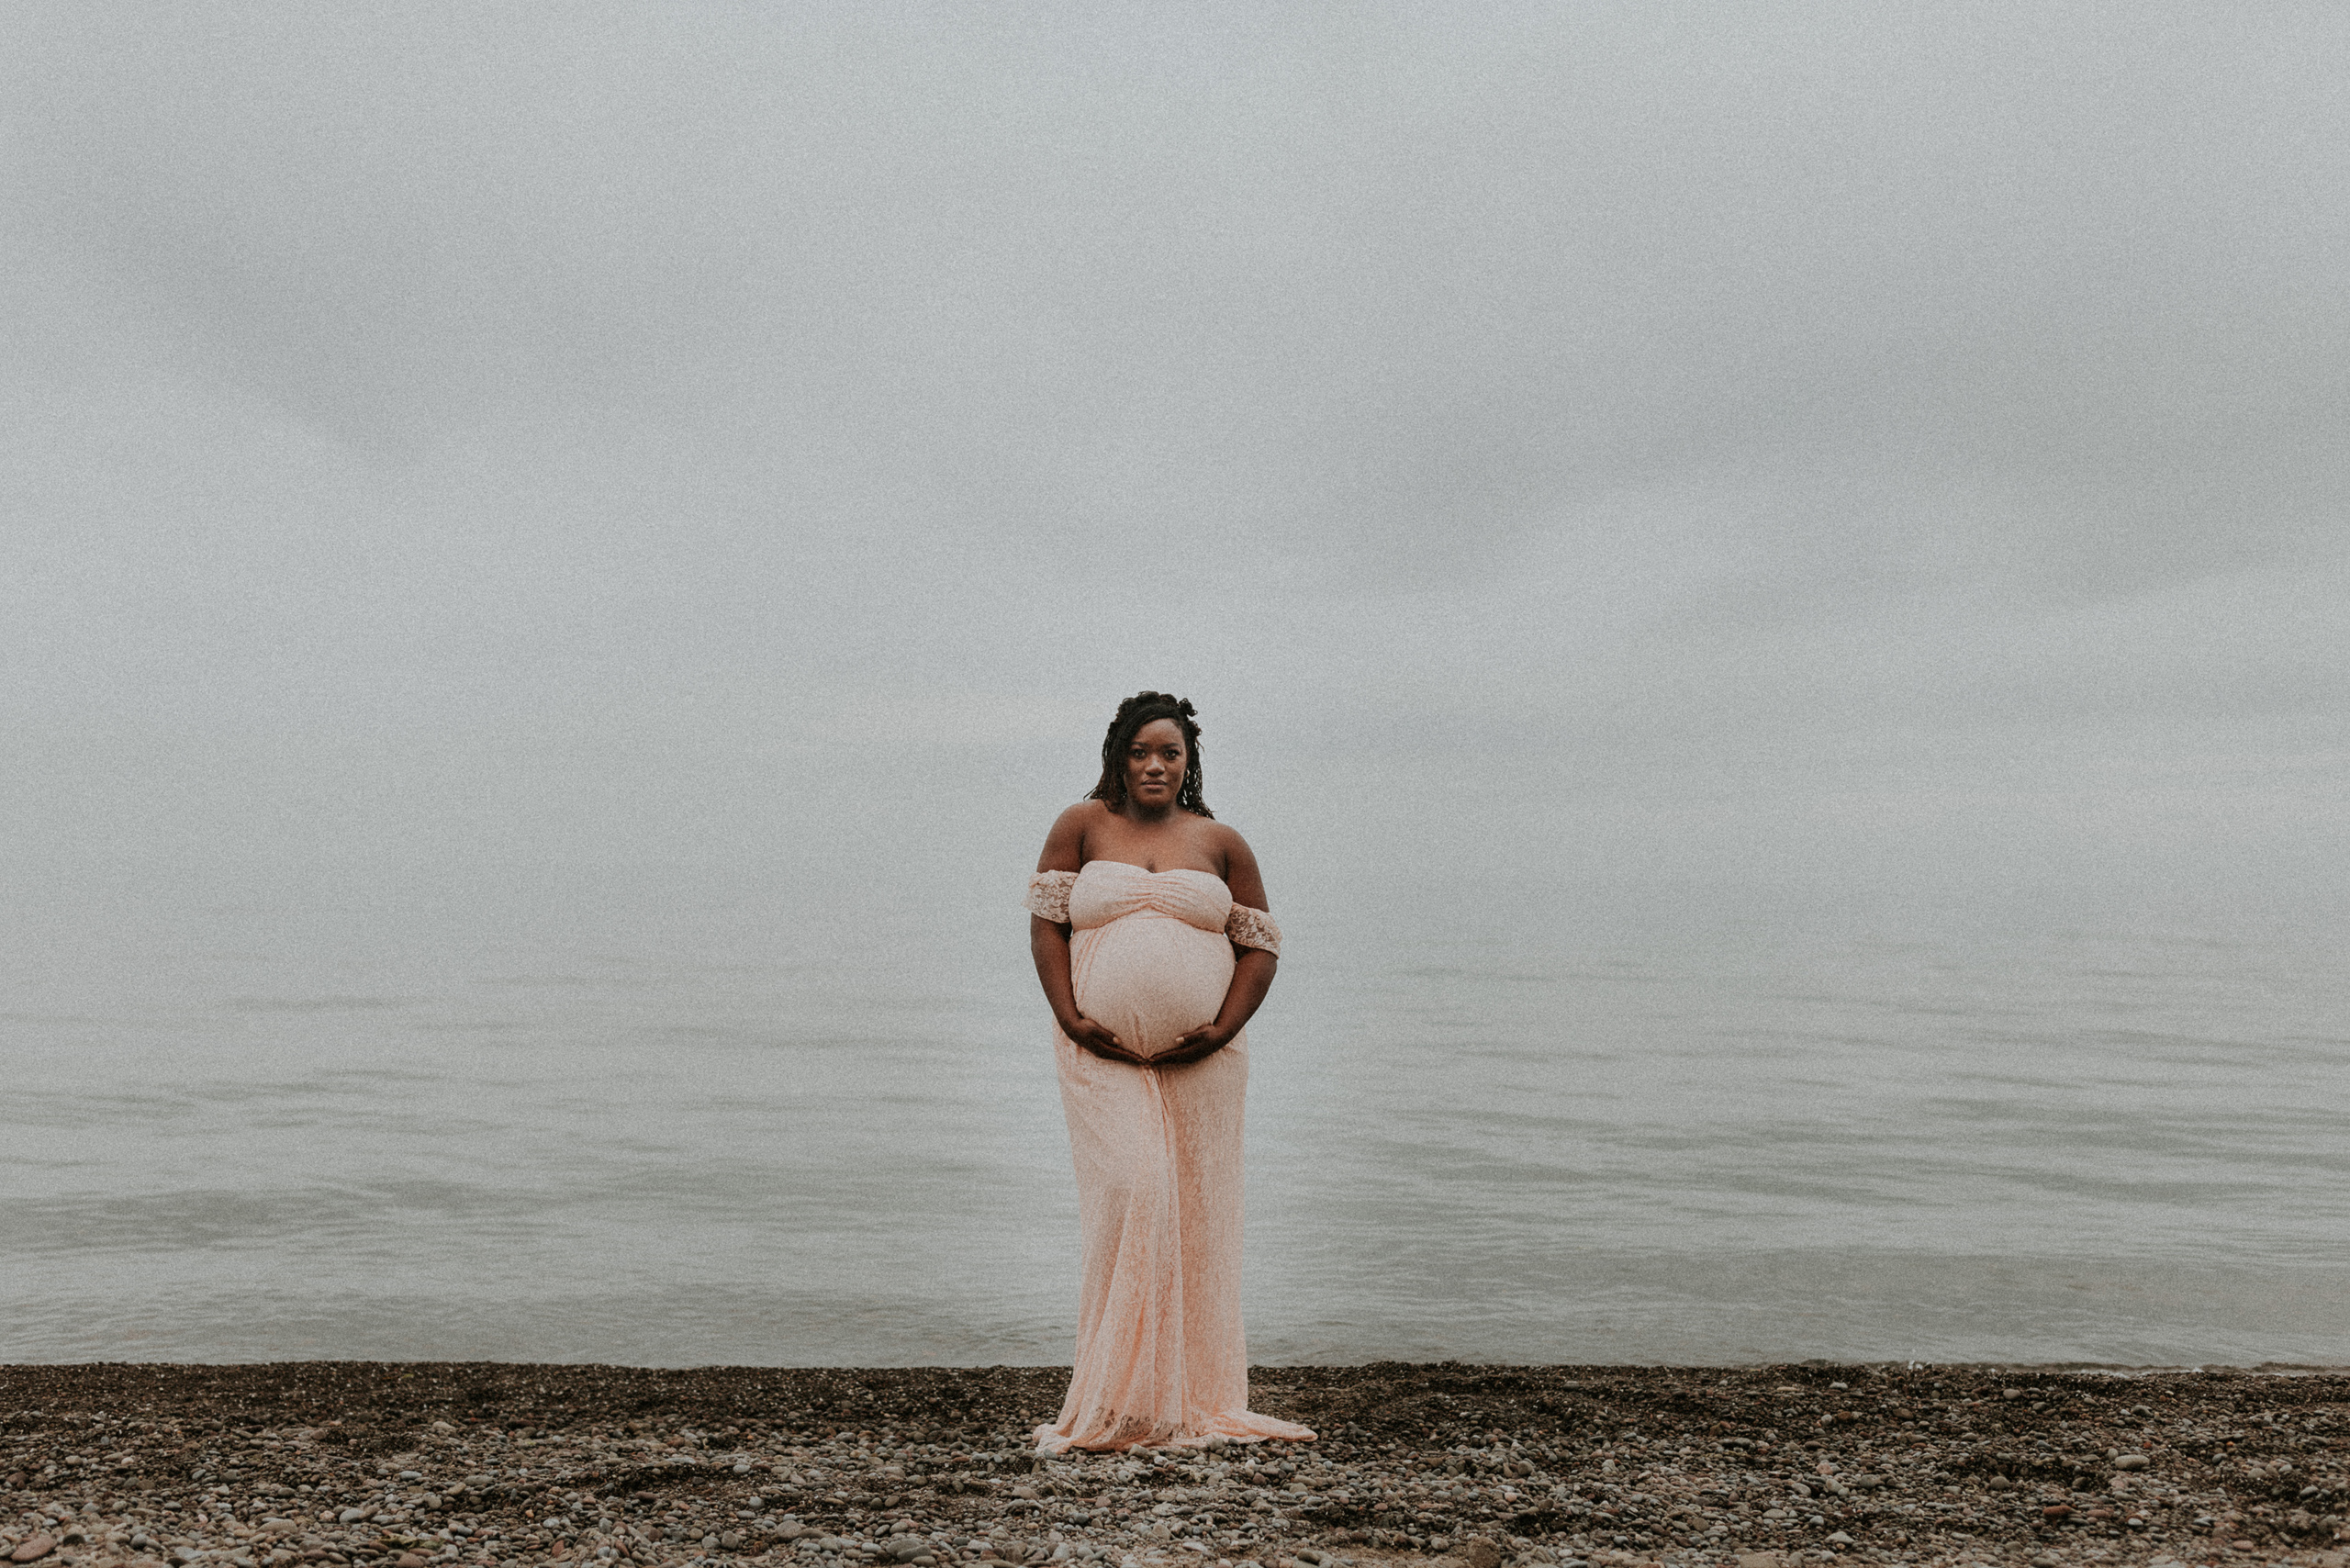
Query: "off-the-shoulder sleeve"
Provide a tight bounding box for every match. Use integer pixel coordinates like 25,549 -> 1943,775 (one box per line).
1225,903 -> 1281,956
1025,869 -> 1078,924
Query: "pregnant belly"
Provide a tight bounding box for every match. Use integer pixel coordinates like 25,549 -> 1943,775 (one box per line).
1071,914 -> 1235,1060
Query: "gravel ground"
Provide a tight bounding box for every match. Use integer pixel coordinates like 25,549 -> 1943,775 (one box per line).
2,1364 -> 2344,1568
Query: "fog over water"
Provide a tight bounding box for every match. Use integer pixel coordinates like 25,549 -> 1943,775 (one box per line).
4,3 -> 2346,1365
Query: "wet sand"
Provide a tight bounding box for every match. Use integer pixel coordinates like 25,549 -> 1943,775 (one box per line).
2,1363 -> 2344,1568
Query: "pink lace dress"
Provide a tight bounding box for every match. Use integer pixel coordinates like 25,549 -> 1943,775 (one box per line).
1024,860 -> 1315,1452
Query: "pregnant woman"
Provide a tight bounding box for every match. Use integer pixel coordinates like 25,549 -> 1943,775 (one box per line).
1025,691 -> 1316,1452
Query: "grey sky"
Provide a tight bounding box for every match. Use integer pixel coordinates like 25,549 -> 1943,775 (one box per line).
6,2 -> 2344,925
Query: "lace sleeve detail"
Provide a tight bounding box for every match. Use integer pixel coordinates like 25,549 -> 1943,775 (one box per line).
1225,903 -> 1281,956
1025,869 -> 1078,924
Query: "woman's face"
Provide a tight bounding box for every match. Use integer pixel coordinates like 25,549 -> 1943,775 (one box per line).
1124,718 -> 1187,810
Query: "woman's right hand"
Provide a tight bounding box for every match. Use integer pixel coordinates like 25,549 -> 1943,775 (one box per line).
1059,1013 -> 1148,1065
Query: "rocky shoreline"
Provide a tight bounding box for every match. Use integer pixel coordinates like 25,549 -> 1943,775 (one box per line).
3,1364 -> 2344,1568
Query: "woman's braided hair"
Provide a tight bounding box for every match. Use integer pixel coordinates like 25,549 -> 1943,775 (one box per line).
1089,691 -> 1214,818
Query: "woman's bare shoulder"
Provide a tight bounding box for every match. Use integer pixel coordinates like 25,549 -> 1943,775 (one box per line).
1203,819 -> 1261,870
1202,816 -> 1254,852
1037,799 -> 1107,873
1204,820 -> 1269,907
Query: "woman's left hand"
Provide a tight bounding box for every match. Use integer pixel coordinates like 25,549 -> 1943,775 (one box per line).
1157,1023 -> 1235,1067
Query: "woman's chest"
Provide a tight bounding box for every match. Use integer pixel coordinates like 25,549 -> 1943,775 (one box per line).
1081,829 -> 1222,878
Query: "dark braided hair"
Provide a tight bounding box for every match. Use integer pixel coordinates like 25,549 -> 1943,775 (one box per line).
1089,690 -> 1214,818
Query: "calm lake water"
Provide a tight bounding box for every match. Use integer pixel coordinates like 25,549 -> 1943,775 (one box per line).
5,865 -> 2346,1368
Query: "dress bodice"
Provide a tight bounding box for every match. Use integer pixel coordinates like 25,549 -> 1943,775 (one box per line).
1068,860 -> 1231,935
1025,864 -> 1281,955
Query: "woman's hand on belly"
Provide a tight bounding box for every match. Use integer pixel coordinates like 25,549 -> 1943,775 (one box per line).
1153,1020 -> 1236,1067
1059,1010 -> 1152,1065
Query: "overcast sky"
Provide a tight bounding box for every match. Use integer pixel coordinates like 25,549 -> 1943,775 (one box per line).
6,2 -> 2345,934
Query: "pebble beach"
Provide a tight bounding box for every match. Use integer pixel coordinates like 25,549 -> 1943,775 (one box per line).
3,1365 -> 2344,1568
